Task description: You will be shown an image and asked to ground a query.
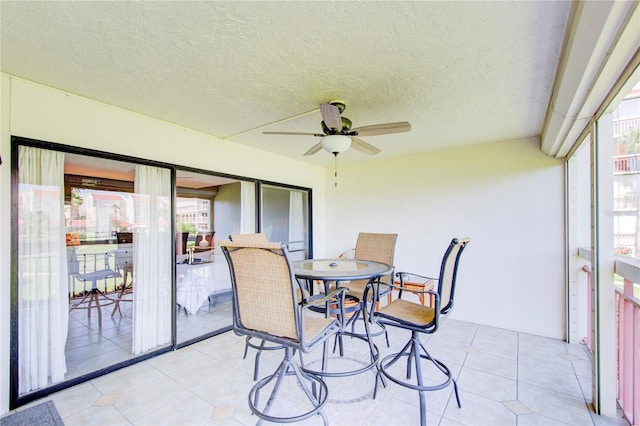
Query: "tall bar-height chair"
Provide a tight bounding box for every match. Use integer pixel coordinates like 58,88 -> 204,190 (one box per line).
228,233 -> 280,380
342,232 -> 397,347
367,237 -> 470,426
220,240 -> 344,425
343,233 -> 397,305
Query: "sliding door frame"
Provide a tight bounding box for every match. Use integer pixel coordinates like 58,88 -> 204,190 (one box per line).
9,136 -> 313,408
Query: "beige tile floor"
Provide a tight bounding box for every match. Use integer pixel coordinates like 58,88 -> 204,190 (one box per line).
13,319 -> 630,426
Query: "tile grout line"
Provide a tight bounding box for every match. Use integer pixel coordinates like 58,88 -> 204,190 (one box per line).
437,322 -> 479,425
565,341 -> 598,426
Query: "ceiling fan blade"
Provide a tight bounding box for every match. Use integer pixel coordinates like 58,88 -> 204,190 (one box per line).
351,121 -> 411,137
320,103 -> 342,130
263,131 -> 323,136
303,143 -> 323,156
350,137 -> 381,155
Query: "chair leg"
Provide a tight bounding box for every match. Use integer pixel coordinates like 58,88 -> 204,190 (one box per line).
332,332 -> 345,356
243,337 -> 250,360
346,301 -> 390,348
378,330 -> 461,425
249,347 -> 329,425
111,280 -> 130,318
244,337 -> 286,381
253,340 -> 267,381
87,288 -> 103,329
418,342 -> 461,408
411,333 -> 427,426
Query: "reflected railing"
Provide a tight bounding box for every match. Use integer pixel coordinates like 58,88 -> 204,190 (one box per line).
67,248 -> 121,298
579,248 -> 639,426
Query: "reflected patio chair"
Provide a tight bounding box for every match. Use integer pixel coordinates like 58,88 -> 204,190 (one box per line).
229,233 -> 279,380
220,240 -> 344,424
68,250 -> 121,329
367,237 -> 469,426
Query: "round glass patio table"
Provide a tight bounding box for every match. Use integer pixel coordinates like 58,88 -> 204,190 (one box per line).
292,259 -> 392,378
293,259 -> 392,288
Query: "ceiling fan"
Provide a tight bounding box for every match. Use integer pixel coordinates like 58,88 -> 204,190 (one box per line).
263,100 -> 411,156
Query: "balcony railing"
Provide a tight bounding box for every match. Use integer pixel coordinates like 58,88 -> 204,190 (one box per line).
614,154 -> 640,174
580,250 -> 640,425
617,280 -> 640,426
614,117 -> 640,137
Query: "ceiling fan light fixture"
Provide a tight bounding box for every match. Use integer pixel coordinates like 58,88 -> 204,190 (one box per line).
321,135 -> 351,154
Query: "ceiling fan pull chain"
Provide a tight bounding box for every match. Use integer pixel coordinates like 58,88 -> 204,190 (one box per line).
334,153 -> 339,187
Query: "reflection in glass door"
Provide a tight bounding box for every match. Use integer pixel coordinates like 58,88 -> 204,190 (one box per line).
14,145 -> 172,401
175,171 -> 241,344
260,184 -> 310,261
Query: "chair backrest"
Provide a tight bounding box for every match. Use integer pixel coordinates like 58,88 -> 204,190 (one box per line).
355,233 -> 397,284
220,240 -> 300,342
437,237 -> 470,314
229,233 -> 269,244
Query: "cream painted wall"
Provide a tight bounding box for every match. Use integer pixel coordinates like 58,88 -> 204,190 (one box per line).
324,137 -> 566,339
0,75 -> 567,414
0,75 -> 327,414
1,75 -> 12,416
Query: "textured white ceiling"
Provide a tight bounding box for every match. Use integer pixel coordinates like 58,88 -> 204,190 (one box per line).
0,1 -> 571,166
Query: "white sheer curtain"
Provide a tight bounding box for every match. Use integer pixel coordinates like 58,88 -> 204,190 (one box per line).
17,146 -> 68,394
288,191 -> 305,260
132,164 -> 171,354
240,181 -> 256,234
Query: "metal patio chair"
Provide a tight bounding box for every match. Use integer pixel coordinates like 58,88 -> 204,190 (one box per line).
220,240 -> 344,425
367,237 -> 470,426
342,232 -> 397,347
229,233 -> 282,380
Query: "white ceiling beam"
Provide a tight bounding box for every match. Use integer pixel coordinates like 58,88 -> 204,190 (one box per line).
541,0 -> 639,158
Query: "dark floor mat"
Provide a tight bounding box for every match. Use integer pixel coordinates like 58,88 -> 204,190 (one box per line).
0,401 -> 64,426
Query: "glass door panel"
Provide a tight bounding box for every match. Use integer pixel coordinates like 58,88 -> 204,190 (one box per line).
260,185 -> 310,261
15,147 -> 173,398
175,171 -> 238,343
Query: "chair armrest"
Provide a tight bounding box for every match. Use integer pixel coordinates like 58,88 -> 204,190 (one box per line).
304,287 -> 348,307
302,287 -> 350,323
395,271 -> 437,284
394,271 -> 439,299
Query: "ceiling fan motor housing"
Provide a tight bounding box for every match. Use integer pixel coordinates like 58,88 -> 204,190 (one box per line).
321,116 -> 352,134
329,100 -> 346,113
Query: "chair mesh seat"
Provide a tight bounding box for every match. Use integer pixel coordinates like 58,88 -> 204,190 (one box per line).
303,315 -> 336,344
378,299 -> 435,327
